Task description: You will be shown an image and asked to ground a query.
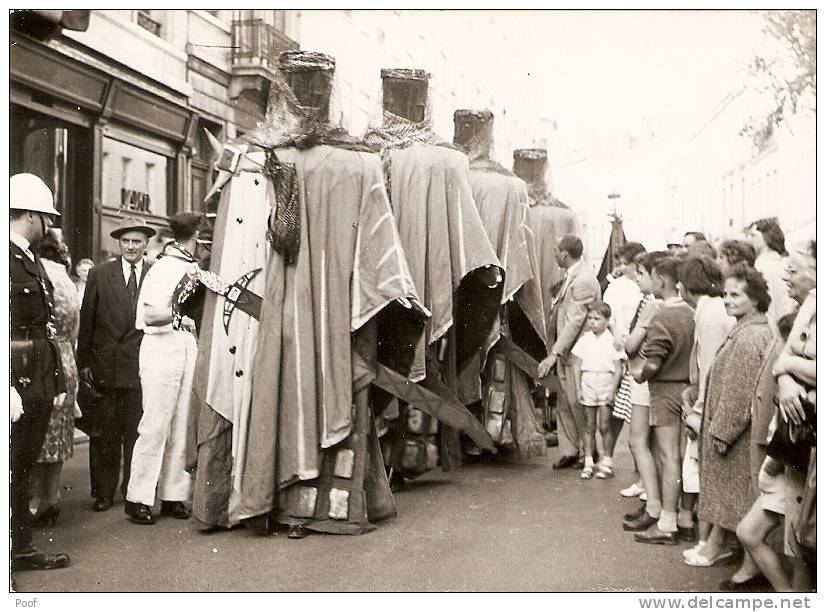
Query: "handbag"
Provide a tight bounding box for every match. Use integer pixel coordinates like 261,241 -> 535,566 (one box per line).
766,396 -> 816,473
74,379 -> 103,436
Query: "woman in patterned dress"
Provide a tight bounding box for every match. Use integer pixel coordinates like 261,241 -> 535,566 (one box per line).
695,265 -> 774,566
30,229 -> 80,525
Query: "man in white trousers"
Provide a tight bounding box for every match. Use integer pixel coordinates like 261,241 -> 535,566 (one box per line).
125,212 -> 203,525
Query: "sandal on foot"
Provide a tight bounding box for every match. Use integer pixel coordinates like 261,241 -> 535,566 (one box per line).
580,466 -> 594,479
596,465 -> 614,479
684,549 -> 734,567
682,541 -> 707,561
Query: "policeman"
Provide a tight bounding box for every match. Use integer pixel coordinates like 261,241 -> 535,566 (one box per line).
10,173 -> 71,571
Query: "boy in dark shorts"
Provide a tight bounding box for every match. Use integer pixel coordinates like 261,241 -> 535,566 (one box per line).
632,257 -> 695,545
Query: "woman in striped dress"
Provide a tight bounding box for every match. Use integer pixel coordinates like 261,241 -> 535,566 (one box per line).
602,242 -> 647,480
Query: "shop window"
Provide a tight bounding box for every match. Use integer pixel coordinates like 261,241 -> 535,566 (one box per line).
17,126 -> 69,219
11,104 -> 93,262
102,136 -> 171,217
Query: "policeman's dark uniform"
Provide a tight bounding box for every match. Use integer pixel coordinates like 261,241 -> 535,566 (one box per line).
10,241 -> 66,556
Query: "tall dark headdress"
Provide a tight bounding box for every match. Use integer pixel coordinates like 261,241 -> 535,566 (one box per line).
453,109 -> 511,176
363,68 -> 457,202
513,148 -> 569,208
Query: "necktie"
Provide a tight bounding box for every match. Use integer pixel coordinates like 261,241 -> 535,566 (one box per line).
127,263 -> 138,309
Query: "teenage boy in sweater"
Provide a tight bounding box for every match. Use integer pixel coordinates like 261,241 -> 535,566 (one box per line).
631,257 -> 695,545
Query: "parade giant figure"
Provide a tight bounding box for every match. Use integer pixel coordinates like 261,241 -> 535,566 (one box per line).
364,70 -> 503,483
513,148 -> 581,442
190,52 -> 487,539
453,110 -> 547,460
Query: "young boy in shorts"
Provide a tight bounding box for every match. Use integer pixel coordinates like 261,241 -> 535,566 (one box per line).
571,301 -> 625,480
632,257 -> 695,545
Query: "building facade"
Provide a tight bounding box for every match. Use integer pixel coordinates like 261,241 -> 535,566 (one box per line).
11,9 -> 299,262
10,9 -> 557,263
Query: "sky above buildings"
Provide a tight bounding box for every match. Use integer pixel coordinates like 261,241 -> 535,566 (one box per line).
435,9 -> 768,130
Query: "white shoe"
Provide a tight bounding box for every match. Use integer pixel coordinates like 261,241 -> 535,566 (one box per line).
682,541 -> 706,562
640,492 -> 648,502
620,482 -> 645,497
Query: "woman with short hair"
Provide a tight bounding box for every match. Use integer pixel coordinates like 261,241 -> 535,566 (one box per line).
694,265 -> 774,572
717,240 -> 756,275
30,229 -> 81,525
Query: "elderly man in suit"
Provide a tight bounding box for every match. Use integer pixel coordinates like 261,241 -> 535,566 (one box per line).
538,234 -> 601,469
78,217 -> 155,512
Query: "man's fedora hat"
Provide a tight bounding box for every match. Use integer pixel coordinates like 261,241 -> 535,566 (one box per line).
110,216 -> 156,239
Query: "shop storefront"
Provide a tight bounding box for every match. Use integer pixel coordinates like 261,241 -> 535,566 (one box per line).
11,30 -> 197,263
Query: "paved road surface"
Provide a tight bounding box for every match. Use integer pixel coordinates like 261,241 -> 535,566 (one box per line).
15,433 -> 746,592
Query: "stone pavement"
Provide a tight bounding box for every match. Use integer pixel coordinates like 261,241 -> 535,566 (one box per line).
14,432 -> 749,592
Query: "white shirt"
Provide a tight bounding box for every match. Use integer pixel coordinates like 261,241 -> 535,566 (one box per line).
572,329 -> 625,373
135,255 -> 197,334
692,295 -> 735,403
755,250 -> 795,333
121,257 -> 144,286
603,274 -> 642,338
10,231 -> 34,261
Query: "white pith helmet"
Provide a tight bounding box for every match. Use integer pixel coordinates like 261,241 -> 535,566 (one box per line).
10,173 -> 61,216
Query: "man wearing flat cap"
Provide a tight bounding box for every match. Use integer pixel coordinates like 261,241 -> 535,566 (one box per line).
78,217 -> 155,513
125,212 -> 202,525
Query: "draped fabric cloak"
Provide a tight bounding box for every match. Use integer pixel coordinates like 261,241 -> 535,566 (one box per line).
527,205 -> 580,346
384,146 -> 503,379
191,145 -> 424,533
466,166 -> 548,459
188,168 -> 270,528
367,142 -> 504,476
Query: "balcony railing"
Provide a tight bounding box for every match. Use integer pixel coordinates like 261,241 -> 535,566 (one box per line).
231,19 -> 297,71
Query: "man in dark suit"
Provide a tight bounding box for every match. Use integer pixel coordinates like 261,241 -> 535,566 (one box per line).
10,173 -> 71,571
78,217 -> 155,512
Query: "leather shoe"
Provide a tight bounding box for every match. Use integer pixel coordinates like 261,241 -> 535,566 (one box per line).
93,497 -> 113,512
623,513 -> 658,532
624,502 -> 647,521
12,547 -> 71,571
719,574 -> 771,592
287,524 -> 307,539
634,525 -> 679,545
574,458 -> 586,470
552,455 -> 578,469
160,501 -> 191,520
677,525 -> 697,542
125,501 -> 155,525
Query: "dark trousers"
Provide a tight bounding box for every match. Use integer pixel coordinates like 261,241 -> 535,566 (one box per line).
89,387 -> 143,501
11,397 -> 52,554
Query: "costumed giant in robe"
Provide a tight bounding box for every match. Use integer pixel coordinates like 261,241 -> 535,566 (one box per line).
364,69 -> 503,479
454,110 -> 548,460
189,53 -> 429,535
